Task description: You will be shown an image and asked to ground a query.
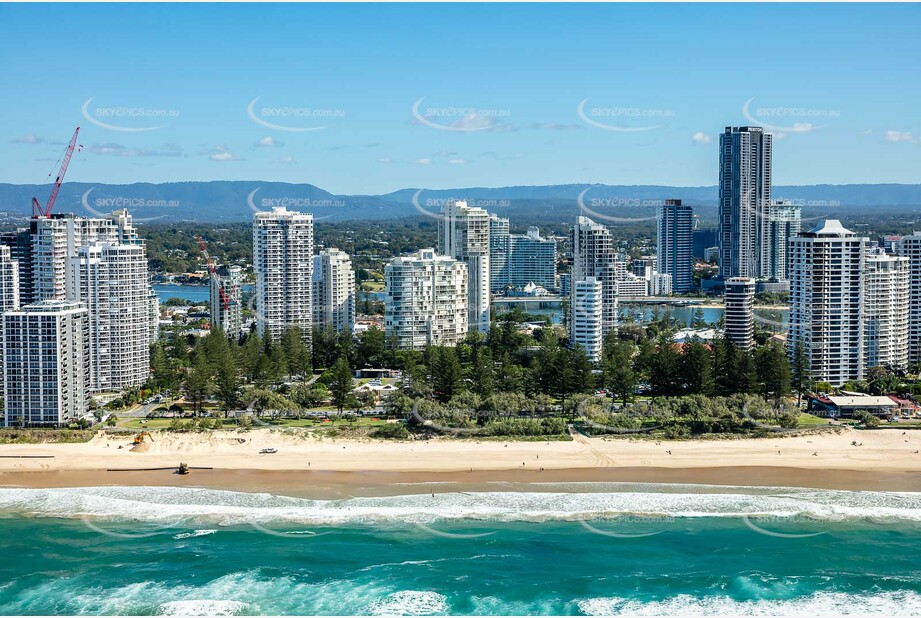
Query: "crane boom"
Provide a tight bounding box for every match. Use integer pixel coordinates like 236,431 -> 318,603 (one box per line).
32,126 -> 81,218
196,235 -> 230,311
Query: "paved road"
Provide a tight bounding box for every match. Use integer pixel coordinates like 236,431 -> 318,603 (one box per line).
120,402 -> 168,419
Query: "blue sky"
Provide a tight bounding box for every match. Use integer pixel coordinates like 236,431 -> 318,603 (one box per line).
1,2 -> 918,194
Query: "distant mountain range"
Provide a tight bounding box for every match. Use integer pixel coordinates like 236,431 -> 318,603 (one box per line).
0,181 -> 918,225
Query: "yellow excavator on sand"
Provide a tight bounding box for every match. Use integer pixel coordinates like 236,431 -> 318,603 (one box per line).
132,431 -> 155,445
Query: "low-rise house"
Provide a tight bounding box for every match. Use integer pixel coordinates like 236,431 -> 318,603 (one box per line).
355,382 -> 398,402
808,393 -> 899,418
888,396 -> 919,417
672,328 -> 718,343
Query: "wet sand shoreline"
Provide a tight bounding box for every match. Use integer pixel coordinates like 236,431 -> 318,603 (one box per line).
3,465 -> 920,497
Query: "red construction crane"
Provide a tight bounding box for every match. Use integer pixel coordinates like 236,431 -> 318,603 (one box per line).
32,126 -> 82,218
196,235 -> 230,311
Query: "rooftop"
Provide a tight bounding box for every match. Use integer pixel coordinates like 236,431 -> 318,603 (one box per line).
673,328 -> 718,343
827,395 -> 897,408
15,300 -> 87,314
806,219 -> 855,238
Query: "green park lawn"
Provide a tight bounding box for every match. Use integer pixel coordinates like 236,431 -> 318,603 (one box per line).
797,413 -> 829,427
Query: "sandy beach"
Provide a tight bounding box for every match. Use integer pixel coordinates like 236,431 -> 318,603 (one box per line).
2,426 -> 921,493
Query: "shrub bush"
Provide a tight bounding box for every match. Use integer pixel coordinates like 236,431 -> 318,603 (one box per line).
370,423 -> 409,439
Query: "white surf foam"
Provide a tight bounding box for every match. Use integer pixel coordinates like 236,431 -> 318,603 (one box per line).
576,590 -> 921,615
157,600 -> 248,616
1,484 -> 919,526
4,569 -> 393,616
173,529 -> 217,540
367,591 -> 449,615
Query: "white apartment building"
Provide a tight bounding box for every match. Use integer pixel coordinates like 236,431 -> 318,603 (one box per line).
571,277 -> 603,363
68,243 -> 151,393
31,212 -> 138,302
864,249 -> 909,370
27,211 -> 159,349
724,277 -> 755,349
384,249 -> 467,350
571,216 -> 614,281
649,272 -> 673,296
253,207 -> 314,342
3,300 -> 88,427
210,265 -> 243,338
903,232 -> 921,366
148,287 -> 160,344
489,215 -> 556,292
767,200 -> 802,281
616,274 -> 650,298
312,248 -> 355,334
0,246 -> 20,313
509,227 -> 556,291
789,220 -> 866,386
0,246 -> 20,402
488,214 -> 510,293
570,216 -> 618,338
438,200 -> 490,333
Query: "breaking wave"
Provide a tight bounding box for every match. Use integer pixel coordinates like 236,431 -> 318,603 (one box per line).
576,590 -> 921,616
0,483 -> 919,527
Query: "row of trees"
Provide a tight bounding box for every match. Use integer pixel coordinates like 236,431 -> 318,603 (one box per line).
149,323 -> 386,415
579,393 -> 800,438
602,332 -> 796,405
392,327 -> 796,411
398,392 -> 800,438
149,307 -> 807,416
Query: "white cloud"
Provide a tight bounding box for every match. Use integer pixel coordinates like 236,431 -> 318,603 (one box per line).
208,145 -> 241,161
278,155 -> 297,165
861,129 -> 873,135
378,157 -> 395,164
774,132 -> 787,141
88,143 -> 127,156
415,158 -> 432,165
256,136 -> 283,148
87,143 -> 182,157
453,114 -> 496,131
691,132 -> 712,144
789,122 -> 816,133
531,122 -> 581,131
447,158 -> 468,165
478,151 -> 525,161
415,113 -> 514,133
886,130 -> 917,143
11,133 -> 44,144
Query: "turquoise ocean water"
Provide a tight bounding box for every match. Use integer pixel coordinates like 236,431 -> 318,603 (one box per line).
1,483 -> 920,615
